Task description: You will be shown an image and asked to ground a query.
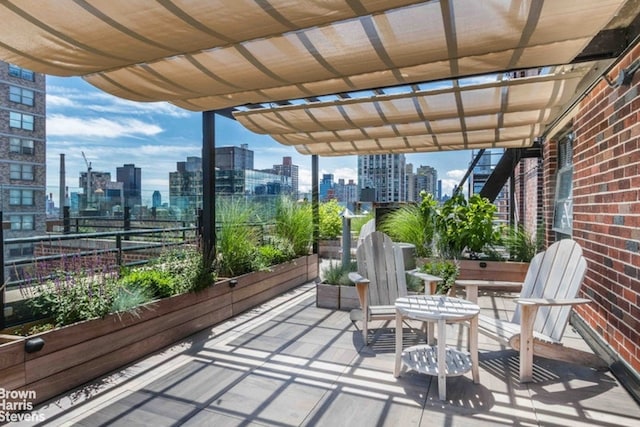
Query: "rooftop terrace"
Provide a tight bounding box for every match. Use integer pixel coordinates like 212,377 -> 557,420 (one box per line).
16,270 -> 640,427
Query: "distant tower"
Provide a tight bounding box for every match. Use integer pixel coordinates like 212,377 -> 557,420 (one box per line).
358,154 -> 406,202
273,156 -> 299,198
215,144 -> 253,170
117,164 -> 142,207
152,190 -> 162,208
415,165 -> 438,199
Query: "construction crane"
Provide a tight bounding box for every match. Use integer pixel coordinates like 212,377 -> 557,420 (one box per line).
82,151 -> 93,208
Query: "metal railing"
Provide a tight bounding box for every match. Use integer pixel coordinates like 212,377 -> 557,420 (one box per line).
1,214 -> 199,330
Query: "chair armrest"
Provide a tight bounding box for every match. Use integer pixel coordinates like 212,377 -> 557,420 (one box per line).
515,297 -> 591,307
348,272 -> 369,285
407,270 -> 442,295
453,279 -> 523,302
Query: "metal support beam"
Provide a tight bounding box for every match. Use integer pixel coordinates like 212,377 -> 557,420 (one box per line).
312,155 -> 319,254
202,111 -> 216,266
0,211 -> 4,330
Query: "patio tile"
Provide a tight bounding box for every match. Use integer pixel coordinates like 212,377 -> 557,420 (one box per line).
15,278 -> 640,427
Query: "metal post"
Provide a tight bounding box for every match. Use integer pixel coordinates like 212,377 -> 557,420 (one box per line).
202,111 -> 216,266
342,215 -> 351,268
116,235 -> 122,267
124,206 -> 131,241
63,206 -> 70,234
0,211 -> 4,330
312,155 -> 319,254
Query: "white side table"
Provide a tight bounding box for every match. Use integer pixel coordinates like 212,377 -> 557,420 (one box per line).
394,295 -> 480,401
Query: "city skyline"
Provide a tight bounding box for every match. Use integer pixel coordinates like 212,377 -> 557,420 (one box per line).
46,76 -> 474,207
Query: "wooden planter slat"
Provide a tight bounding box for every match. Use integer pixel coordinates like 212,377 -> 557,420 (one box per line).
457,260 -> 529,283
24,292 -> 234,383
0,339 -> 24,371
0,364 -> 25,390
25,284 -> 230,359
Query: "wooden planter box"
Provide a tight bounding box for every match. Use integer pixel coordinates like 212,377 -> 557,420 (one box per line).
0,254 -> 318,405
457,259 -> 529,284
339,285 -> 360,310
315,284 -> 360,311
318,239 -> 341,259
316,283 -> 340,309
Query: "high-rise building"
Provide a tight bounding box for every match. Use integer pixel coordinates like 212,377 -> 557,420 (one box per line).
415,165 -> 438,200
334,178 -> 358,209
215,144 -> 253,171
169,156 -> 203,217
117,163 -> 142,207
79,170 -> 123,214
357,154 -> 406,203
405,163 -> 416,202
272,156 -> 299,198
0,61 -> 46,249
152,190 -> 162,208
319,174 -> 334,201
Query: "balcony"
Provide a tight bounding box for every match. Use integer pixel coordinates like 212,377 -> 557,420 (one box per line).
17,263 -> 639,426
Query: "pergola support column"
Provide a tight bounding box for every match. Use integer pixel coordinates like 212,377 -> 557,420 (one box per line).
202,111 -> 216,266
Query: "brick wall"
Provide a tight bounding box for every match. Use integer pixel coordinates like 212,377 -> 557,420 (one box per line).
569,44 -> 640,373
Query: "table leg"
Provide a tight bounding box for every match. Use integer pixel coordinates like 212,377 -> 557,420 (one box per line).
470,315 -> 479,384
437,318 -> 446,401
394,309 -> 403,377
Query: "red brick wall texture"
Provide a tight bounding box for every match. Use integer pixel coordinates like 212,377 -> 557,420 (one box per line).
568,44 -> 640,373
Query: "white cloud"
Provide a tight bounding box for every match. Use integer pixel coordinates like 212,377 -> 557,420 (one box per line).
47,114 -> 163,138
46,94 -> 76,107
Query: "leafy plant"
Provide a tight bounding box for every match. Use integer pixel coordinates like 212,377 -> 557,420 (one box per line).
380,201 -> 435,257
23,253 -> 121,326
502,226 -> 538,262
120,269 -> 176,299
216,199 -> 260,277
274,197 -> 313,256
111,285 -> 153,314
319,199 -> 343,240
420,259 -> 459,294
150,247 -> 214,293
434,193 -> 500,259
258,236 -> 295,267
322,260 -> 357,286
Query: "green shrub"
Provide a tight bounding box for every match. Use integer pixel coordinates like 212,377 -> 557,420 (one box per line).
149,247 -> 213,293
319,199 -> 343,240
258,236 -> 295,267
322,260 -> 357,286
216,199 -> 260,277
28,276 -> 119,326
420,260 -> 459,294
120,269 -> 176,299
380,202 -> 435,257
111,285 -> 153,314
434,193 -> 500,259
275,197 -> 313,256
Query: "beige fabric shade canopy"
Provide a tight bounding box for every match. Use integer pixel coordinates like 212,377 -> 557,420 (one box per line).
0,0 -> 632,154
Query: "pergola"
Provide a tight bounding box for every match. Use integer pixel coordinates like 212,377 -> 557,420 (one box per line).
2,0 -> 639,259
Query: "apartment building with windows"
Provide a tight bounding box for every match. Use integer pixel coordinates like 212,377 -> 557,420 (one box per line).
357,154 -> 406,203
0,61 -> 46,255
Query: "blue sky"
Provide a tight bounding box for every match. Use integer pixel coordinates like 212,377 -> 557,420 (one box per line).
45,76 -> 473,206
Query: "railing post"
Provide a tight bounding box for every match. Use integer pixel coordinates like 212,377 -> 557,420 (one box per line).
63,206 -> 70,234
0,211 -> 5,330
116,235 -> 122,267
124,206 -> 131,241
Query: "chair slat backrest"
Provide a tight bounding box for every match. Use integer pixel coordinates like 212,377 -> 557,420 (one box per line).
512,239 -> 587,341
356,231 -> 407,306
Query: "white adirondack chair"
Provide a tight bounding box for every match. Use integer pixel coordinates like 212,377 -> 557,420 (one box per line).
454,239 -> 605,382
348,231 -> 441,343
